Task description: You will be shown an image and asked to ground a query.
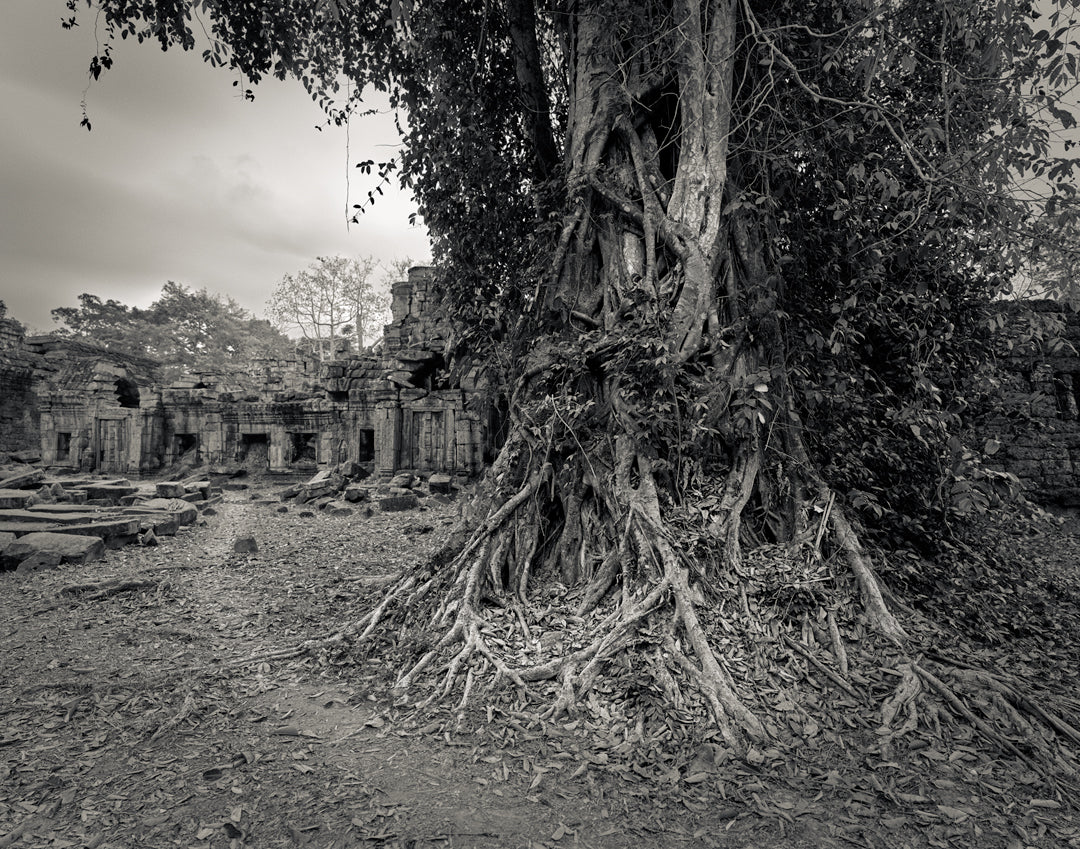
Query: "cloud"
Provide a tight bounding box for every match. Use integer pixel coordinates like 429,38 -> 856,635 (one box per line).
0,0 -> 429,331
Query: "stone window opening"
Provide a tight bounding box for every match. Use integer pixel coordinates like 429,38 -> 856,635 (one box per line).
114,377 -> 140,409
56,432 -> 72,461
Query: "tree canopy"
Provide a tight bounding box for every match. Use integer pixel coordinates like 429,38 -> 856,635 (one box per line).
51,282 -> 295,377
67,0 -> 1080,760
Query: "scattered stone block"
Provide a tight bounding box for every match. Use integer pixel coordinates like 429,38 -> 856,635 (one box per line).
0,531 -> 105,570
156,481 -> 186,498
299,511 -> 315,519
324,500 -> 354,516
140,529 -> 159,547
233,536 -> 259,554
379,493 -> 420,513
0,531 -> 14,551
389,472 -> 415,490
343,485 -> 370,503
428,473 -> 453,495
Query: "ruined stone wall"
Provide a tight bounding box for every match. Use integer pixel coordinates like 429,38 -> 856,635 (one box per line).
981,301 -> 1080,505
0,318 -> 40,455
16,266 -> 491,480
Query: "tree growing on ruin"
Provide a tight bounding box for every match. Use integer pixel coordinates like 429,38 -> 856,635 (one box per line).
267,254 -> 389,358
70,0 -> 1080,757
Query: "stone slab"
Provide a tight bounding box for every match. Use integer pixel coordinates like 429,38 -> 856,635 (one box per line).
0,469 -> 44,490
0,517 -> 141,540
0,531 -> 105,570
0,490 -> 31,509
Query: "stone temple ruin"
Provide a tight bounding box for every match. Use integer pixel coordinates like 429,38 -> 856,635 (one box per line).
0,267 -> 496,483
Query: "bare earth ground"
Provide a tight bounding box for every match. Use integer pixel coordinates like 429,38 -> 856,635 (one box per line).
2,486 -> 1079,849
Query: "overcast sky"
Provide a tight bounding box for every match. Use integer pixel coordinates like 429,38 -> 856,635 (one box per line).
0,1 -> 430,333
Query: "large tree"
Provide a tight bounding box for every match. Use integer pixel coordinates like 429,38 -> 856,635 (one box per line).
68,0 -> 1080,752
267,255 -> 388,357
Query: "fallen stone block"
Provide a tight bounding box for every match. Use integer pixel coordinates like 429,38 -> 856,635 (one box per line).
389,472 -> 415,490
324,500 -> 354,516
428,473 -> 454,495
0,531 -> 105,570
379,494 -> 420,513
156,481 -> 186,498
233,536 -> 258,554
343,485 -> 370,503
0,531 -> 15,551
140,529 -> 159,547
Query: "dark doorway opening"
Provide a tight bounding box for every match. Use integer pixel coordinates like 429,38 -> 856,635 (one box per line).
291,432 -> 318,465
238,433 -> 270,468
358,428 -> 375,462
56,432 -> 72,461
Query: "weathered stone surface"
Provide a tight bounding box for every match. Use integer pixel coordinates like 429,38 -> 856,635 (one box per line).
428,473 -> 453,495
233,536 -> 258,553
140,529 -> 159,547
324,500 -> 354,516
0,531 -> 105,569
0,489 -> 31,509
0,531 -> 15,551
156,481 -> 186,498
379,493 -> 420,512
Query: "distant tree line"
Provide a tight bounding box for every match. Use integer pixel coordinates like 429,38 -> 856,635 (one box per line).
50,282 -> 295,378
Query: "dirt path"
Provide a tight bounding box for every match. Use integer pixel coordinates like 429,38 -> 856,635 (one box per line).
2,488 -> 1078,848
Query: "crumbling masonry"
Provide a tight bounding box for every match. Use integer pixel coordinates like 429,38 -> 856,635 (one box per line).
0,268 -> 496,481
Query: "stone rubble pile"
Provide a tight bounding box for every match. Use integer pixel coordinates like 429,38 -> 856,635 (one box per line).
0,457 -> 220,575
275,463 -> 457,517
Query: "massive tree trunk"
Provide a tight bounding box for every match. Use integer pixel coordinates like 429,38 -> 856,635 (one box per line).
342,0 -> 911,747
